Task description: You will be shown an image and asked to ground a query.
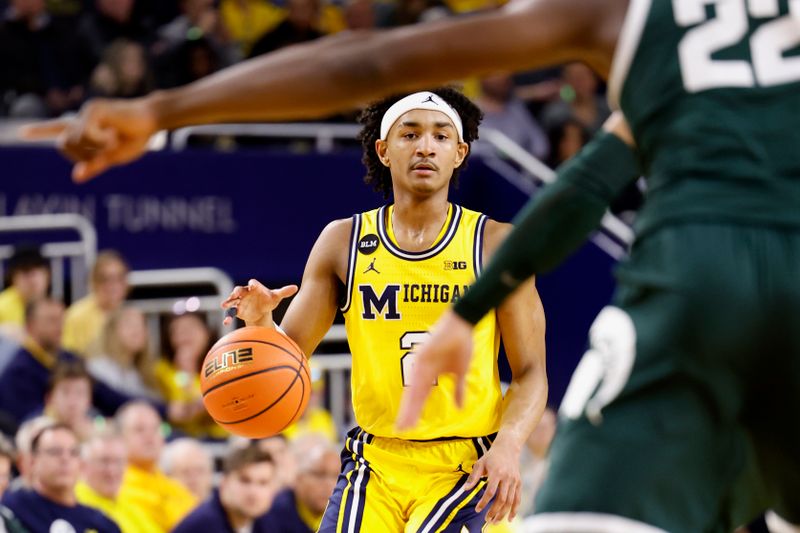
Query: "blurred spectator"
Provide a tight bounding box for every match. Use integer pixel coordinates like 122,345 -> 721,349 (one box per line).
90,39 -> 152,98
247,0 -> 322,58
155,312 -> 225,439
87,306 -> 160,400
546,116 -> 591,168
43,360 -> 96,441
542,62 -> 610,134
63,250 -> 130,357
0,299 -> 128,431
0,435 -> 15,498
518,407 -> 556,517
475,72 -> 549,161
283,370 -> 337,443
156,0 -> 236,63
75,0 -> 154,75
219,0 -> 283,57
75,429 -> 162,533
2,423 -> 121,532
172,443 -> 277,533
115,401 -> 196,530
343,0 -> 375,30
263,434 -> 339,532
0,245 -> 49,342
377,0 -> 449,27
0,0 -> 84,117
160,437 -> 213,502
12,415 -> 51,489
0,298 -> 67,429
154,36 -> 222,89
254,434 -> 296,489
0,504 -> 27,532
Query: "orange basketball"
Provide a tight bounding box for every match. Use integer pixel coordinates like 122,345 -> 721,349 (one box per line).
200,326 -> 310,439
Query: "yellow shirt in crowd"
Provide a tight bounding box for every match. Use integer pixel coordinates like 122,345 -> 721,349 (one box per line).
62,295 -> 106,356
75,481 -> 163,533
0,287 -> 24,325
154,359 -> 228,439
117,464 -> 196,532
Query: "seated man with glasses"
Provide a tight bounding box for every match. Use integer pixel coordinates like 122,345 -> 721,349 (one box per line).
2,423 -> 121,533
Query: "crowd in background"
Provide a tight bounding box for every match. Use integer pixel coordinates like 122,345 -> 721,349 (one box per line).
0,242 -> 557,531
0,0 -> 619,168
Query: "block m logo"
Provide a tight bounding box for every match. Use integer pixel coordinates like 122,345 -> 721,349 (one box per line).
359,284 -> 401,320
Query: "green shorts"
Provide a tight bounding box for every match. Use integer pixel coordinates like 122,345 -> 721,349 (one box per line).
527,223 -> 800,532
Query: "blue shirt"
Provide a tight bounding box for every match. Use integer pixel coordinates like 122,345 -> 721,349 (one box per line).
262,489 -> 314,533
2,488 -> 120,533
171,490 -> 235,533
172,489 -> 278,533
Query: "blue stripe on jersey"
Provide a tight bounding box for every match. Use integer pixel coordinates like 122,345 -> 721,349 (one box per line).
473,214 -> 487,278
340,214 -> 361,312
377,204 -> 463,261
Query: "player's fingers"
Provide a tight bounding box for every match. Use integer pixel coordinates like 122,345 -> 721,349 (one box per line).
486,479 -> 511,523
474,476 -> 499,514
273,284 -> 299,300
19,120 -> 69,140
221,286 -> 246,307
463,459 -> 484,490
247,279 -> 264,290
395,360 -> 437,430
73,157 -> 112,183
508,480 -> 521,522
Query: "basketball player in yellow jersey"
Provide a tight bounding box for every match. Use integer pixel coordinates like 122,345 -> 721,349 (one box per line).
222,88 -> 547,532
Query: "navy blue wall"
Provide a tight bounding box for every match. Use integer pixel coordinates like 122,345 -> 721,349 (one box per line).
1,146 -> 618,405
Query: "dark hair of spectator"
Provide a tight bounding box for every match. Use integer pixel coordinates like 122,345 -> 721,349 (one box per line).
160,312 -> 215,371
5,244 -> 49,285
223,443 -> 274,475
46,360 -> 92,396
356,87 -> 483,199
30,422 -> 75,454
0,434 -> 16,464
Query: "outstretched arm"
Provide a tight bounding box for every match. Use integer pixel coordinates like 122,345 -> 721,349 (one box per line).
22,0 -> 626,181
221,218 -> 350,357
397,112 -> 638,428
462,222 -> 547,524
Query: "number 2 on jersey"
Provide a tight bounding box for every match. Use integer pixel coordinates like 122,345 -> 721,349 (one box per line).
399,331 -> 437,387
673,0 -> 800,91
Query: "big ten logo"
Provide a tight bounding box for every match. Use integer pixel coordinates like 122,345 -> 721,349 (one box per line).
444,260 -> 467,271
204,347 -> 255,378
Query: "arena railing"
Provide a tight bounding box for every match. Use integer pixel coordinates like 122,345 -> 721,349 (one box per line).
171,123 -> 362,153
0,213 -> 97,301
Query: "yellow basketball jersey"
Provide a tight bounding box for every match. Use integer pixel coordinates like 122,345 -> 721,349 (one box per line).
341,203 -> 502,440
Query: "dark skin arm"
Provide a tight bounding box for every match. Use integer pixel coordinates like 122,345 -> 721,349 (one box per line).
22,0 -> 627,182
220,218 -> 350,357
465,220 -> 547,524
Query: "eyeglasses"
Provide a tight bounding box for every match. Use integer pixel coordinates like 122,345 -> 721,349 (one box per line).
36,447 -> 81,459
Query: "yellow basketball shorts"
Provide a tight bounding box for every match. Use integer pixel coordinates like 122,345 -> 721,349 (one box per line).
319,427 -> 495,532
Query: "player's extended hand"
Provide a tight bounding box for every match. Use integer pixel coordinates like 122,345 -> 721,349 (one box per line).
396,309 -> 474,430
19,97 -> 159,183
221,279 -> 298,327
464,438 -> 522,524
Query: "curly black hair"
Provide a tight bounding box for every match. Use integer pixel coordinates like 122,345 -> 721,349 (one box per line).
357,87 -> 483,199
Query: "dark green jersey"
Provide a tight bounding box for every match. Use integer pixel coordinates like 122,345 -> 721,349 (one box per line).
609,0 -> 800,236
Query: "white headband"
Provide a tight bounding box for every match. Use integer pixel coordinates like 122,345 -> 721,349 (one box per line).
379,91 -> 464,141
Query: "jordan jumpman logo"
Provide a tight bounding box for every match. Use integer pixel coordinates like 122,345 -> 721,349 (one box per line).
363,258 -> 380,274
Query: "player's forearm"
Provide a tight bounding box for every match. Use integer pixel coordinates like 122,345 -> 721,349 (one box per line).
494,358 -> 548,452
454,130 -> 639,324
145,0 -> 600,130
